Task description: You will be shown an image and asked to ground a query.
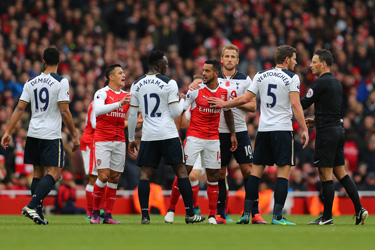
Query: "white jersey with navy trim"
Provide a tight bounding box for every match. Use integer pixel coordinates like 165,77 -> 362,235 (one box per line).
218,71 -> 251,133
19,73 -> 70,139
248,68 -> 300,132
129,73 -> 180,141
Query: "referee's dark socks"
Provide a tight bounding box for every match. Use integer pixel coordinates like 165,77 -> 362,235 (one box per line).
28,174 -> 55,209
177,177 -> 194,217
339,175 -> 362,213
252,197 -> 260,217
244,175 -> 259,215
138,180 -> 150,219
243,177 -> 248,186
322,180 -> 334,219
217,179 -> 226,217
273,178 -> 288,220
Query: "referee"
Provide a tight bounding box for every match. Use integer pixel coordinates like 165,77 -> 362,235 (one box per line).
301,49 -> 368,225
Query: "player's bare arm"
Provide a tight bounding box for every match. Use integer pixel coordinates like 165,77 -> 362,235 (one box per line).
59,102 -> 80,152
1,101 -> 27,149
290,92 -> 309,149
224,109 -> 238,152
208,91 -> 254,109
237,97 -> 257,112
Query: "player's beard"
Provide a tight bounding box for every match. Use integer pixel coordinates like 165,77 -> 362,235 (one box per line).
204,76 -> 214,84
223,65 -> 236,71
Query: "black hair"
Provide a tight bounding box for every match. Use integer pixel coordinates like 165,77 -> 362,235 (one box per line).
147,50 -> 165,67
43,47 -> 60,66
313,49 -> 333,67
275,45 -> 297,64
204,59 -> 221,72
104,64 -> 121,85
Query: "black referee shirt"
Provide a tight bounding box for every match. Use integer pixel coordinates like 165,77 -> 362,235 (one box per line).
300,72 -> 343,128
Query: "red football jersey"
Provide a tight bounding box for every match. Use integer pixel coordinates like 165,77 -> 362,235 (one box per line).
94,87 -> 130,142
185,85 -> 229,139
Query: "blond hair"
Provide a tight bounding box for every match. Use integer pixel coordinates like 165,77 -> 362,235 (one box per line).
221,45 -> 239,58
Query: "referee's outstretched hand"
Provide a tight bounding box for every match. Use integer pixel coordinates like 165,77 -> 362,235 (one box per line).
305,118 -> 315,128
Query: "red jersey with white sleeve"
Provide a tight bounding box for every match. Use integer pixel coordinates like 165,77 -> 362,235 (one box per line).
93,86 -> 130,142
184,84 -> 230,140
80,102 -> 95,150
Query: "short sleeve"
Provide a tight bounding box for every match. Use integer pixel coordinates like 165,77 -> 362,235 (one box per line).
167,80 -> 180,105
58,78 -> 71,103
129,83 -> 139,107
289,75 -> 300,93
245,76 -> 252,89
248,74 -> 259,96
19,83 -> 30,103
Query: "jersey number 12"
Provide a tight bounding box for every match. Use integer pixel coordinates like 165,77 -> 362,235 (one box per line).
143,93 -> 161,117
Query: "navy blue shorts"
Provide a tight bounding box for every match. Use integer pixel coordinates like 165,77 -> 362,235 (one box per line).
220,131 -> 253,166
315,126 -> 345,167
24,137 -> 64,167
136,137 -> 185,168
253,131 -> 295,166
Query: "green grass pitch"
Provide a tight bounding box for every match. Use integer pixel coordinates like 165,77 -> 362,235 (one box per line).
0,215 -> 373,250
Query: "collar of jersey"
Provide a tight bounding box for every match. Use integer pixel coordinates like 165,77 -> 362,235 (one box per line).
106,86 -> 122,93
145,73 -> 159,76
203,83 -> 220,92
222,70 -> 237,79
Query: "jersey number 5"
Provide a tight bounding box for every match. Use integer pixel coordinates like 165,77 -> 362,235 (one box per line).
267,84 -> 277,108
33,87 -> 49,112
143,93 -> 161,117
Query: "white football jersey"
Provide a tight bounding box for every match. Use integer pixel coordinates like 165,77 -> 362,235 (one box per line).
218,71 -> 251,133
129,73 -> 180,141
19,73 -> 70,139
248,68 -> 300,132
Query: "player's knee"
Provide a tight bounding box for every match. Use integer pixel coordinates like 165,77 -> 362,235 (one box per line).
241,169 -> 251,179
206,170 -> 219,182
218,167 -> 226,179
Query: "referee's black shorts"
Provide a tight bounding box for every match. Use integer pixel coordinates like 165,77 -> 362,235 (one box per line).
314,125 -> 345,167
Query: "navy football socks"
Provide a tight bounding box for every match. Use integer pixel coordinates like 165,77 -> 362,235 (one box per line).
138,180 -> 150,219
177,177 -> 195,217
273,177 -> 288,220
28,174 -> 55,209
217,179 -> 226,217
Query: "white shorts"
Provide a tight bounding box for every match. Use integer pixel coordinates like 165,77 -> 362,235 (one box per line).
81,145 -> 98,176
192,154 -> 205,176
95,141 -> 126,173
184,136 -> 221,169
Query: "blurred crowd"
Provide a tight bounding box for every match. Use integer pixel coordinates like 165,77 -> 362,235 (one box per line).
0,0 -> 375,195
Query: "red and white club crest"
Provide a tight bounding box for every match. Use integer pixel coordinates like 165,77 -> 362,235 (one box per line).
221,95 -> 226,100
225,81 -> 230,87
97,159 -> 101,166
185,155 -> 188,161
